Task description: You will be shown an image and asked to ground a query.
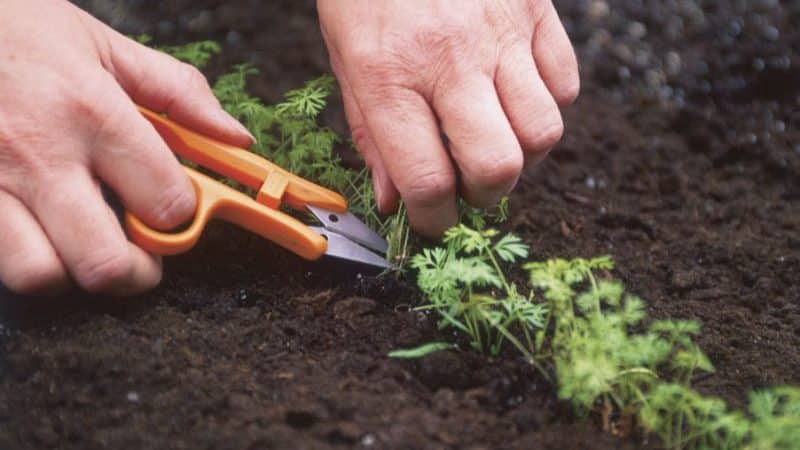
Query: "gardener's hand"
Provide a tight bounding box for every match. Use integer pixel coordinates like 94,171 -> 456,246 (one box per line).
318,0 -> 578,236
0,0 -> 253,296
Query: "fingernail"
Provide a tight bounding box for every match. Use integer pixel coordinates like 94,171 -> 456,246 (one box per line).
219,109 -> 256,144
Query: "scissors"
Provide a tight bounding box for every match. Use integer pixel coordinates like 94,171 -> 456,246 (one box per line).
124,107 -> 392,269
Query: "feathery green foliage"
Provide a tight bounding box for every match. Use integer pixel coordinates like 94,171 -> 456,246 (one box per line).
411,225 -> 546,361
402,224 -> 800,449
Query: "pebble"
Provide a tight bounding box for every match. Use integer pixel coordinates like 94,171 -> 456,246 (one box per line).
226,30 -> 244,46
665,51 -> 682,75
361,434 -> 377,446
628,21 -> 648,40
645,69 -> 666,88
126,391 -> 140,403
762,26 -> 780,41
587,0 -> 610,20
612,43 -> 633,63
727,19 -> 743,37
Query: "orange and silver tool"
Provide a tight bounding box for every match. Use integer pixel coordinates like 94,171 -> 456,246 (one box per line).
124,107 -> 391,269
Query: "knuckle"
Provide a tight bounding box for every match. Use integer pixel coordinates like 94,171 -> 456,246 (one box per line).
149,182 -> 196,230
350,123 -> 372,153
179,63 -> 210,90
73,248 -> 133,293
523,116 -> 564,154
402,167 -> 456,208
468,151 -> 524,191
5,257 -> 67,296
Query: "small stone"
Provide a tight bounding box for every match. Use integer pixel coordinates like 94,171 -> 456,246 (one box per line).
665,51 -> 682,75
612,43 -> 633,63
628,21 -> 647,40
226,31 -> 244,46
762,26 -> 780,41
727,19 -> 743,37
585,176 -> 597,189
587,0 -> 610,20
361,434 -> 376,446
126,391 -> 140,403
645,69 -> 666,88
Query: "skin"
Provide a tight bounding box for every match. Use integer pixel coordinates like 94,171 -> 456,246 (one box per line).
318,0 -> 579,236
0,0 -> 254,296
0,0 -> 578,297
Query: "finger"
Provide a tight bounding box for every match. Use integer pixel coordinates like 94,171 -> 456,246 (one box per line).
91,78 -> 196,231
337,74 -> 400,212
532,4 -> 580,106
322,30 -> 401,214
358,87 -> 458,237
97,23 -> 254,147
432,74 -> 524,208
27,169 -> 162,296
496,40 -> 564,166
0,190 -> 69,296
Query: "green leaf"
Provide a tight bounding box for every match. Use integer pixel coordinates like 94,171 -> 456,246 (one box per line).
388,342 -> 456,359
158,40 -> 221,68
494,233 -> 529,263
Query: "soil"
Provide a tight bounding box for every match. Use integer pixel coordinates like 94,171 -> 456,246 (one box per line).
1,1 -> 798,449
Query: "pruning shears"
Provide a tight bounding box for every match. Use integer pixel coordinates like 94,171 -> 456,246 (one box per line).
124,107 -> 391,269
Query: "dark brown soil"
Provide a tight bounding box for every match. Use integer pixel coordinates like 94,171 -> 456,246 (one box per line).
1,1 -> 798,449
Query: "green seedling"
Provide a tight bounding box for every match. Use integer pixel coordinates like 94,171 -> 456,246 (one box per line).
410,225 -> 550,376
388,342 -> 457,359
400,224 -> 800,449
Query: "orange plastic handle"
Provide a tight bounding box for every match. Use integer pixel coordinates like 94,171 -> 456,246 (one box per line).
138,107 -> 347,213
125,167 -> 328,259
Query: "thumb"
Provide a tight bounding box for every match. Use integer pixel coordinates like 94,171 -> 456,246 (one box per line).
97,25 -> 254,147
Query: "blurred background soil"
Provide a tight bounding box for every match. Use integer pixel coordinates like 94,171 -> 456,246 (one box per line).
0,1 -> 798,449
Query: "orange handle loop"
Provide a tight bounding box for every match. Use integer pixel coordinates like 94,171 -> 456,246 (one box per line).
125,167 -> 328,259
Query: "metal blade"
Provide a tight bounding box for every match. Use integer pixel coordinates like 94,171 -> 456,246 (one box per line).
307,205 -> 388,254
309,227 -> 393,269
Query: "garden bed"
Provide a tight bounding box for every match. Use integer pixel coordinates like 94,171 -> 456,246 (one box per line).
1,0 -> 798,449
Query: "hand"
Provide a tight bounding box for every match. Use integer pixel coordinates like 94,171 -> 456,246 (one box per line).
0,0 -> 253,296
318,0 -> 579,236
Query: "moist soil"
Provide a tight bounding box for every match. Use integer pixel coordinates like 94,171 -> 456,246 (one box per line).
1,1 -> 798,449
